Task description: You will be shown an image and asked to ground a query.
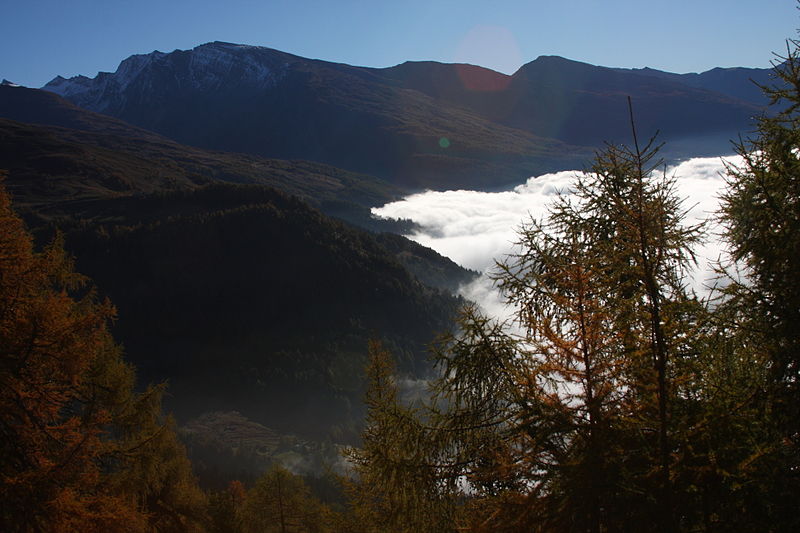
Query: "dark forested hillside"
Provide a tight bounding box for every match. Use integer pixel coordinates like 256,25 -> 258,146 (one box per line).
0,85 -> 474,445
0,85 -> 408,230
0,177 -> 209,532
0,111 -> 470,442
62,184 -> 462,441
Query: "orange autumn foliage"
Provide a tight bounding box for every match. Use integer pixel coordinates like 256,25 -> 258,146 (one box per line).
0,175 -> 205,531
0,175 -> 147,530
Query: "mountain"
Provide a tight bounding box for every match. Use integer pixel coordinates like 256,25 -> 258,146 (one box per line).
0,86 -> 477,443
497,56 -> 760,151
380,55 -> 765,150
613,64 -> 775,107
0,81 -> 171,141
43,43 -> 767,190
43,42 -> 589,190
0,84 -> 473,297
381,56 -> 766,156
0,85 -> 414,231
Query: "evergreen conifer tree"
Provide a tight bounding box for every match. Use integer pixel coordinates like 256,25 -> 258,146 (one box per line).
715,37 -> 800,530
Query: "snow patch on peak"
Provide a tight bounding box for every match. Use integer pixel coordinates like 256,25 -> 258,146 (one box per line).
43,49 -> 166,98
41,42 -> 289,106
44,74 -> 94,97
188,43 -> 280,89
114,50 -> 166,90
198,41 -> 263,52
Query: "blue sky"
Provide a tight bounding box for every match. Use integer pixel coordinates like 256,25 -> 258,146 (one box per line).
2,0 -> 797,88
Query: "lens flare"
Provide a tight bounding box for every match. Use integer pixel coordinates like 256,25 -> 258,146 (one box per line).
454,25 -> 523,77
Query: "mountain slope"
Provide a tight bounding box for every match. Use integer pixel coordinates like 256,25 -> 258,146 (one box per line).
379,55 -> 761,155
613,64 -> 774,107
1,141 -> 467,442
0,79 -> 170,141
42,42 -> 592,189
0,86 -> 470,283
43,43 -> 766,190
0,88 -> 476,442
0,85 -> 414,231
63,184 -> 462,442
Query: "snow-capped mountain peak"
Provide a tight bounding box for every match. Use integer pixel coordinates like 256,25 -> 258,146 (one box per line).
114,50 -> 167,90
42,42 -> 289,111
187,42 -> 280,89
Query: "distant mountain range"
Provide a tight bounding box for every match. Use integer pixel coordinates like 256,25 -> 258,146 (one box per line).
41,42 -> 771,190
612,64 -> 773,106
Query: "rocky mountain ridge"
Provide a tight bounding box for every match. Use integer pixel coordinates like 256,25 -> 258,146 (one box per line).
41,42 -> 767,190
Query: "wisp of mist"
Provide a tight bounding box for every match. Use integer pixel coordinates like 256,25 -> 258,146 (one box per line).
373,155 -> 740,322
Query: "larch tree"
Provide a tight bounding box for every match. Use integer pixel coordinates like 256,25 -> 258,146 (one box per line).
345,341 -> 455,533
457,131 -> 703,531
721,40 -> 800,426
237,465 -> 331,533
348,125 -> 706,532
560,131 -> 705,532
0,175 -> 206,532
0,174 -> 143,531
489,216 -> 627,532
715,36 -> 800,530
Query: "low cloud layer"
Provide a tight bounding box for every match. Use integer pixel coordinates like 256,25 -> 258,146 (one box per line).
373,155 -> 741,321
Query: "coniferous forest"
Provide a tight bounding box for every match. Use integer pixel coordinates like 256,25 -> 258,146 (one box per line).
1,27 -> 800,533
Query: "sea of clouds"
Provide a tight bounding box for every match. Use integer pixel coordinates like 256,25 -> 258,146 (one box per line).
373,155 -> 742,322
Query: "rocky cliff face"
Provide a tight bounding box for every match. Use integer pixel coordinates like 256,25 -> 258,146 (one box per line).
45,43 -> 293,111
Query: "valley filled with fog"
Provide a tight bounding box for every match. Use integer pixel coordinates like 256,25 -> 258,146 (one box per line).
374,155 -> 742,322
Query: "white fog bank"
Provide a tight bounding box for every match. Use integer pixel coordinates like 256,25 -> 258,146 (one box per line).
373,155 -> 742,321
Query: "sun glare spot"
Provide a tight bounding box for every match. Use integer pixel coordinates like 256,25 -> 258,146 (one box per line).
439,137 -> 451,148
